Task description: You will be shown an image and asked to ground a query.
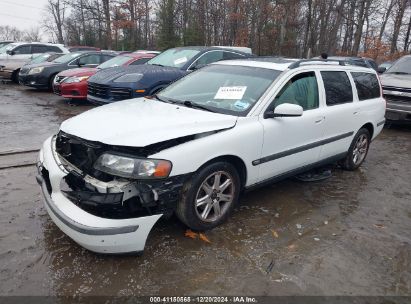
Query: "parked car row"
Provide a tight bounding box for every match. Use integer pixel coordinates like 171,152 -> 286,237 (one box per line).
31,48 -> 388,254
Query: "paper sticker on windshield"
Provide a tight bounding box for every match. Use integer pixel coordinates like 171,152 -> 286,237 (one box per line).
214,86 -> 247,100
174,57 -> 188,65
234,100 -> 250,110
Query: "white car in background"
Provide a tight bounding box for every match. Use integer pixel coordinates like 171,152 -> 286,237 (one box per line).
36,58 -> 386,254
0,42 -> 68,82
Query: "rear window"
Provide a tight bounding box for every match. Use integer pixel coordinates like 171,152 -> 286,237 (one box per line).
321,71 -> 353,105
351,72 -> 380,100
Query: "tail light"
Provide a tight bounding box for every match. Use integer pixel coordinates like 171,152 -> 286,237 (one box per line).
376,72 -> 386,110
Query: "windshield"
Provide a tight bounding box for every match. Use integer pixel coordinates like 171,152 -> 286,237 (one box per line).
97,55 -> 132,69
30,54 -> 51,64
147,48 -> 200,68
52,52 -> 82,64
157,64 -> 281,116
386,56 -> 411,74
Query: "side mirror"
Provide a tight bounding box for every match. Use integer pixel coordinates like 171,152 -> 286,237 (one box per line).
377,67 -> 387,74
7,50 -> 15,56
264,103 -> 303,119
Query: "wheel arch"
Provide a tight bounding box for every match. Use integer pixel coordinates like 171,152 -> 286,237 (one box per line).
360,122 -> 374,139
196,155 -> 247,189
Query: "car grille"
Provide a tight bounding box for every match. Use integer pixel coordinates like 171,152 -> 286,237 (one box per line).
384,94 -> 411,103
88,82 -> 132,101
55,131 -> 105,177
383,86 -> 411,94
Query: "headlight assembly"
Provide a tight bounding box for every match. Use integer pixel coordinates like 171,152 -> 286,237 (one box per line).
113,73 -> 143,83
94,153 -> 172,179
64,75 -> 90,83
28,67 -> 44,75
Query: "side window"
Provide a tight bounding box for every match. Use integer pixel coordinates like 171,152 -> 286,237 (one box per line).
321,71 -> 353,105
130,57 -> 151,65
351,72 -> 380,100
271,72 -> 319,111
223,52 -> 245,60
101,55 -> 114,63
13,45 -> 31,55
32,45 -> 47,54
47,46 -> 63,53
78,54 -> 101,65
192,51 -> 224,68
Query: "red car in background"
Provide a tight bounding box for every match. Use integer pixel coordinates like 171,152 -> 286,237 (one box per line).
53,52 -> 157,100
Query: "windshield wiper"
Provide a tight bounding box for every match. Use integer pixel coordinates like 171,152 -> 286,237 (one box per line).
150,63 -> 164,67
182,100 -> 215,112
154,94 -> 173,103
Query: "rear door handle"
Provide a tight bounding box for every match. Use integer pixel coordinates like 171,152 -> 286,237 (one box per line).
353,108 -> 360,115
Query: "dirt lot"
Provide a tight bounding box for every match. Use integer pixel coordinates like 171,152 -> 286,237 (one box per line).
0,83 -> 410,297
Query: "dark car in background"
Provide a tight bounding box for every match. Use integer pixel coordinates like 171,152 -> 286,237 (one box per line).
87,46 -> 252,104
53,51 -> 157,100
19,51 -> 116,90
380,55 -> 411,122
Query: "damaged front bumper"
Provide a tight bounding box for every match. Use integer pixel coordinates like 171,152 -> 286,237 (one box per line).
36,136 -> 183,254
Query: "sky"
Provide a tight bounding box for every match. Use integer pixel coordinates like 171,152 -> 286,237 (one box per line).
0,0 -> 50,40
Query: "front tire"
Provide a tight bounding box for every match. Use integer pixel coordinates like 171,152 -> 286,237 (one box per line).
176,162 -> 241,231
341,128 -> 371,170
11,69 -> 19,83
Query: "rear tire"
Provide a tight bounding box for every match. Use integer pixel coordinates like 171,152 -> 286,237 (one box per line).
341,128 -> 371,171
176,162 -> 241,231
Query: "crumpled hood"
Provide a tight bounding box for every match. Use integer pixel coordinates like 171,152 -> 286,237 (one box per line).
58,67 -> 97,78
380,73 -> 411,89
88,64 -> 186,84
60,98 -> 237,147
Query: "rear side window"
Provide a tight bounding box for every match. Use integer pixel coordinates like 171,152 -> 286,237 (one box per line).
130,57 -> 151,65
47,46 -> 63,53
321,71 -> 353,105
223,52 -> 245,60
351,72 -> 380,100
32,45 -> 47,53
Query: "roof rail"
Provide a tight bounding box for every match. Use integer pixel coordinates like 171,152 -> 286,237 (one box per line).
289,59 -> 346,69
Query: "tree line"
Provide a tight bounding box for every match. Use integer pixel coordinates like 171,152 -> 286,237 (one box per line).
4,0 -> 411,62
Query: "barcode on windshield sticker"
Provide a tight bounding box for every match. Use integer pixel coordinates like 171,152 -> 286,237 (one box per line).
214,86 -> 247,100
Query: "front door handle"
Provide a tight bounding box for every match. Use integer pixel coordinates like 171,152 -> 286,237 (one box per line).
315,116 -> 325,123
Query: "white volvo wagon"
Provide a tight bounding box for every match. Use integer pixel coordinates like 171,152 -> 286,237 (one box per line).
36,58 -> 386,254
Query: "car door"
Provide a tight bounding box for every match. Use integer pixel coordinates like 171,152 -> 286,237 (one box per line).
317,70 -> 358,160
257,71 -> 326,182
